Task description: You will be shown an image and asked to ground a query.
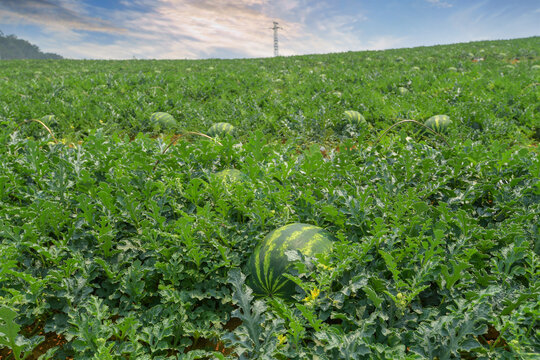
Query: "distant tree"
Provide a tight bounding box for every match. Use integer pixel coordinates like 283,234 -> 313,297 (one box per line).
0,31 -> 63,59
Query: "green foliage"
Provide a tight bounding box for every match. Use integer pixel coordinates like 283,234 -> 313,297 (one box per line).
225,269 -> 284,359
0,37 -> 539,358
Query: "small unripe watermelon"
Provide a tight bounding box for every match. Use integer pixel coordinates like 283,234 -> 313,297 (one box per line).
149,112 -> 177,130
344,110 -> 367,127
213,169 -> 247,184
398,87 -> 409,94
246,223 -> 334,299
40,114 -> 56,123
208,122 -> 234,137
424,115 -> 452,134
39,114 -> 59,130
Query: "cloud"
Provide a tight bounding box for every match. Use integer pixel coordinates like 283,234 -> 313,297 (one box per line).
117,0 -> 278,58
425,0 -> 453,8
111,0 -> 375,59
0,0 -> 403,59
0,0 -> 124,32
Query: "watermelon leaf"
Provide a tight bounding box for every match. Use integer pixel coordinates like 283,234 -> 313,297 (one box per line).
0,306 -> 37,360
225,269 -> 284,358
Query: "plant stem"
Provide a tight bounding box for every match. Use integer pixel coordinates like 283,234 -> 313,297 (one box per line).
16,119 -> 59,143
374,119 -> 450,147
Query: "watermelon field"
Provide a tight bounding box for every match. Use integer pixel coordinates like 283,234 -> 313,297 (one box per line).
0,36 -> 539,359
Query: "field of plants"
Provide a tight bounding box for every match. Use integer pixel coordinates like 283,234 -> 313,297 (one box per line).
0,36 -> 539,359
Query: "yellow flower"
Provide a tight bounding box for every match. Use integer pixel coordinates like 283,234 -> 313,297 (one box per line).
317,263 -> 335,271
277,334 -> 287,345
303,288 -> 320,302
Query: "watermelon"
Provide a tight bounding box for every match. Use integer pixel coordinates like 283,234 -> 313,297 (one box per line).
532,65 -> 540,70
40,114 -> 56,123
208,122 -> 234,137
398,87 -> 409,94
246,223 -> 334,299
213,169 -> 246,185
344,110 -> 367,127
149,112 -> 176,130
424,115 -> 452,134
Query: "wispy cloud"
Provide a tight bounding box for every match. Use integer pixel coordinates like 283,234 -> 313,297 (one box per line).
445,1 -> 539,43
0,0 -> 124,32
425,0 -> 453,8
117,0 -> 280,58
19,0 -> 376,59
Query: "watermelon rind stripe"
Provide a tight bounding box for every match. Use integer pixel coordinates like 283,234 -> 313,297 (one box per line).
271,278 -> 289,294
300,233 -> 329,256
260,226 -> 286,290
278,225 -> 318,256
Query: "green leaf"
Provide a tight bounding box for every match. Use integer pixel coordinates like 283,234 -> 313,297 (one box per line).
363,286 -> 383,308
0,306 -> 31,360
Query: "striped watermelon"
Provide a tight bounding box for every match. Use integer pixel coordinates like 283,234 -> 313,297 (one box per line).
208,122 -> 234,137
149,112 -> 177,130
424,115 -> 452,134
344,110 -> 367,127
246,223 -> 334,299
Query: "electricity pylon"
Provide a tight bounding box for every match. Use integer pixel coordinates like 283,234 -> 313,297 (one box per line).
271,21 -> 281,56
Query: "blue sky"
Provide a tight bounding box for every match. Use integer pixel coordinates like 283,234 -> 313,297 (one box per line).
0,0 -> 538,59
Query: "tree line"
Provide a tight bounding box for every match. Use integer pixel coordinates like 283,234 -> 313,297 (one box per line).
0,30 -> 63,60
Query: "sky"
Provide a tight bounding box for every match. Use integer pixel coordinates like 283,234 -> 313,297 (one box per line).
0,0 -> 538,59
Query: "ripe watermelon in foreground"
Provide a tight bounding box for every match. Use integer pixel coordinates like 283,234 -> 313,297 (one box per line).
246,223 -> 334,299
